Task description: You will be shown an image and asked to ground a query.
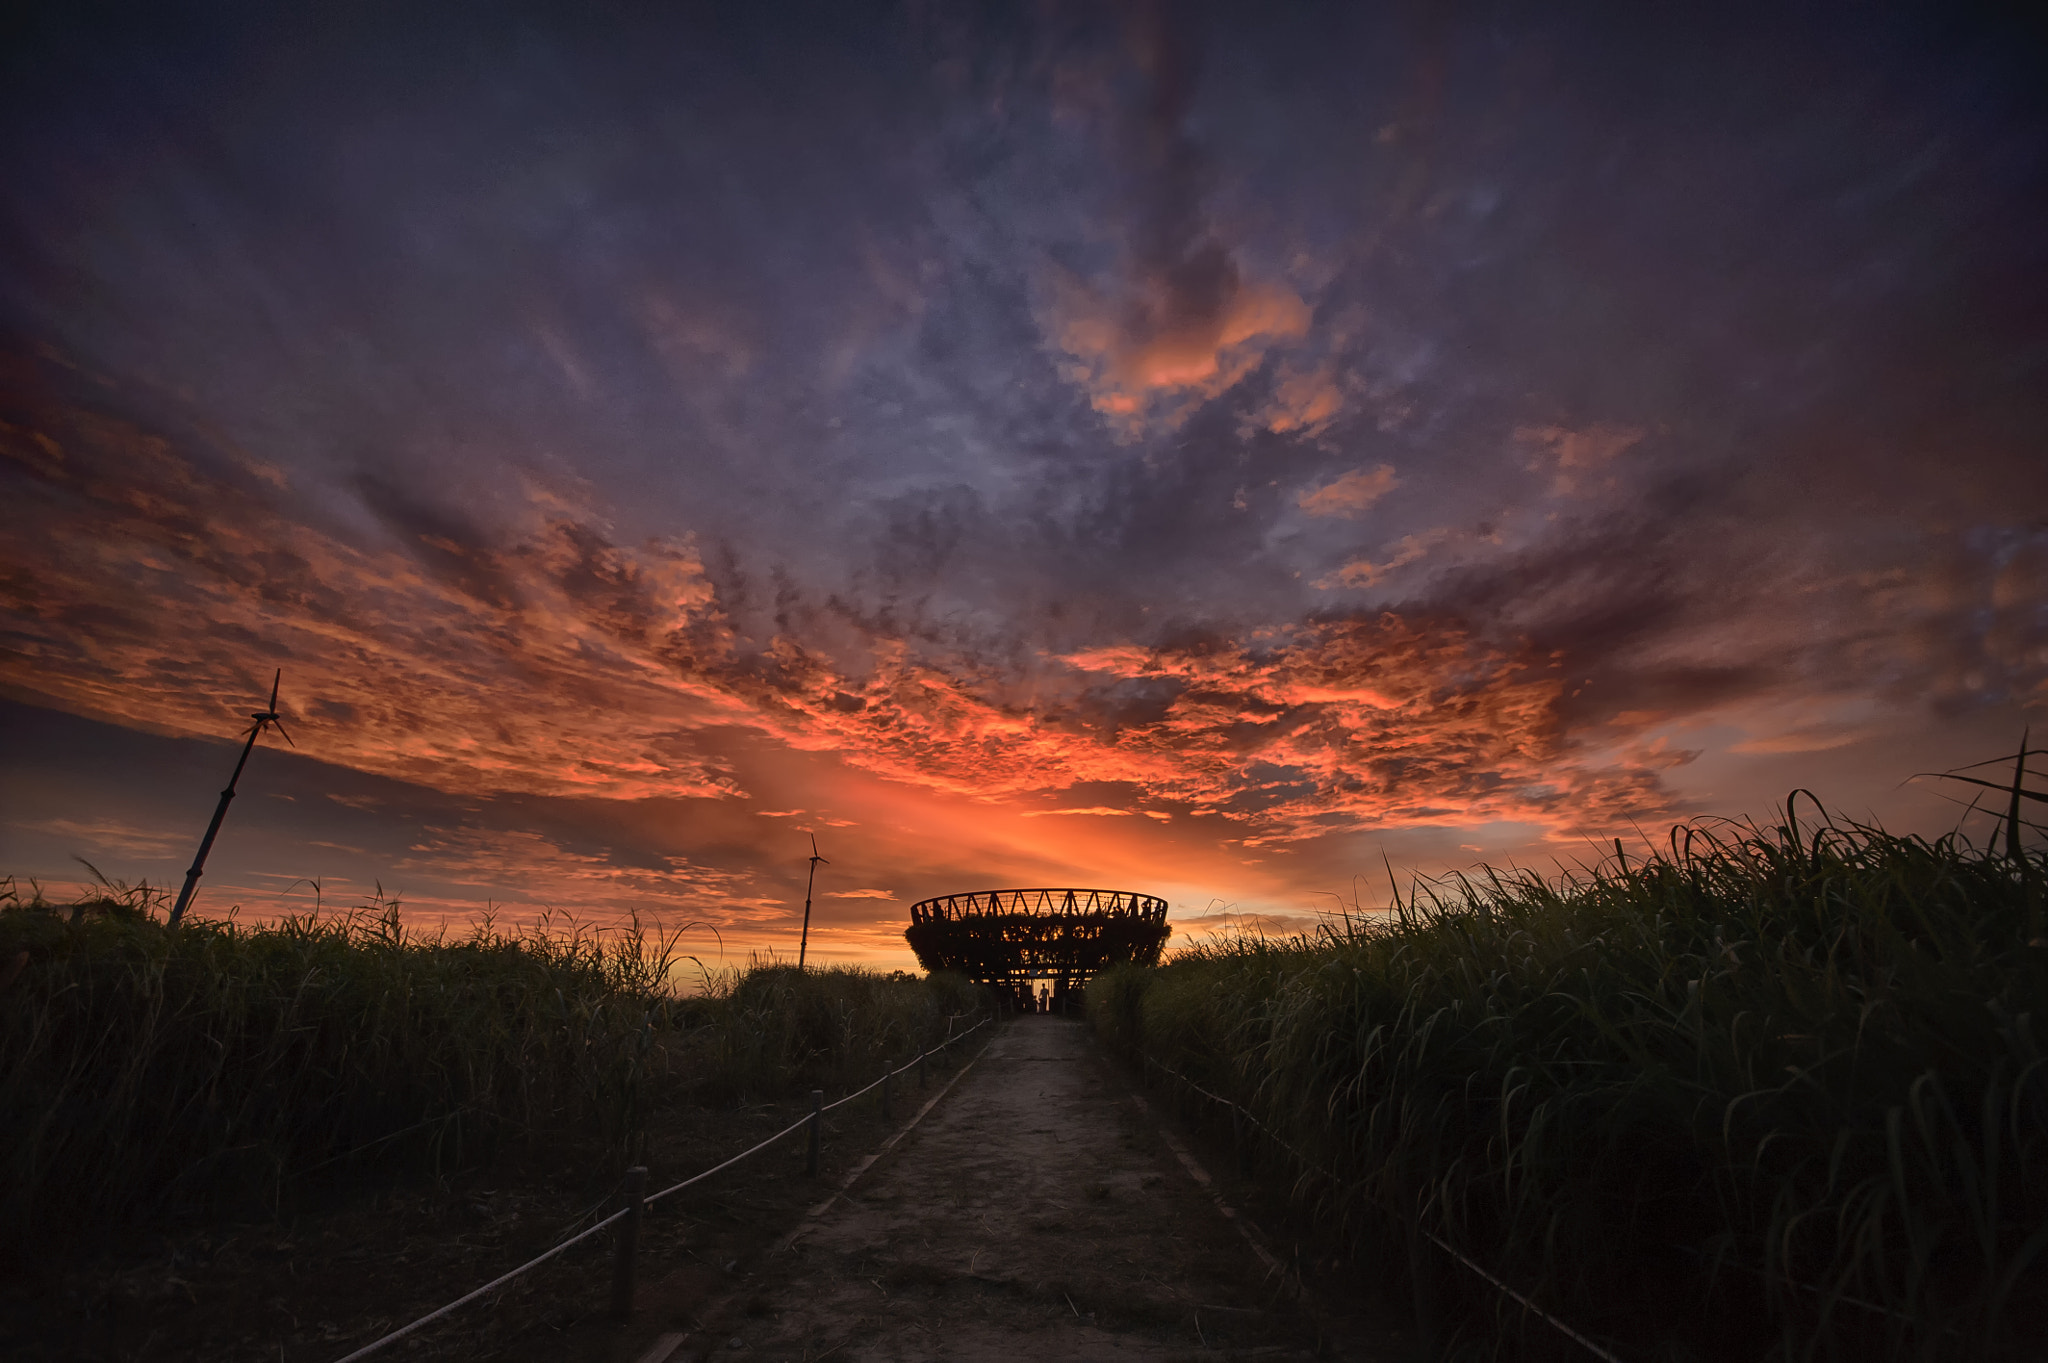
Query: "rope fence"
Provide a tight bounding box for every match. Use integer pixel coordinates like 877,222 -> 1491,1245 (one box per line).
1140,1053 -> 1631,1363
330,1014 -> 992,1363
1149,1054 -> 1953,1352
1149,1058 -> 1954,1352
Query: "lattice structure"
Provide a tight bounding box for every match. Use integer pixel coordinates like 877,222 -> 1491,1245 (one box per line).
905,887 -> 1171,1012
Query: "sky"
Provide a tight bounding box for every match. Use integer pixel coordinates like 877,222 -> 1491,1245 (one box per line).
2,1 -> 2044,970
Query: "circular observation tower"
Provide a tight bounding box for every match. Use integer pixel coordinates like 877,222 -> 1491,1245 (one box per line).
905,887 -> 1170,1013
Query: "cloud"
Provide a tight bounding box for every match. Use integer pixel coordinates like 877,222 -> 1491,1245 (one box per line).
1049,271 -> 1310,436
10,817 -> 185,860
1319,528 -> 1455,589
1057,612 -> 1684,840
1020,806 -> 1137,818
1036,5 -> 1313,438
1516,423 -> 1647,496
1729,726 -> 1872,755
1298,465 -> 1402,518
1,0 -> 2044,972
826,888 -> 897,900
11,342 -> 2039,871
0,362 -> 750,804
0,359 -> 1692,850
1258,362 -> 1347,436
386,823 -> 771,923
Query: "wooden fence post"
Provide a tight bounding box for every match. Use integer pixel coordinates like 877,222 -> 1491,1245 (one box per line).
609,1165 -> 647,1322
806,1089 -> 823,1176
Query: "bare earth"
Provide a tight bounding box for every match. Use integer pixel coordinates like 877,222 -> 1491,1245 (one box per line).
680,1016 -> 1410,1362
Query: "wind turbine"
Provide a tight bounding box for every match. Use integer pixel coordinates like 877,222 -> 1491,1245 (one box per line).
168,670 -> 293,927
797,832 -> 828,969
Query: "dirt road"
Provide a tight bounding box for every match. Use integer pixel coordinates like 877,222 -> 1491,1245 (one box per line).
682,1016 -> 1408,1362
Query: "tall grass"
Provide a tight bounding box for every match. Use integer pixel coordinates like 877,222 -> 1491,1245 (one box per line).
686,960 -> 983,1097
0,878 -> 982,1254
1092,807 -> 2047,1361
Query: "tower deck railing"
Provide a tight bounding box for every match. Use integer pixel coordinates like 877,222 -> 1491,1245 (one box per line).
908,887 -> 1168,924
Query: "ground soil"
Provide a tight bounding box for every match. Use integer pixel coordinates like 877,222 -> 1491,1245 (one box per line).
7,1017 -> 1415,1362
654,1017 -> 1414,1362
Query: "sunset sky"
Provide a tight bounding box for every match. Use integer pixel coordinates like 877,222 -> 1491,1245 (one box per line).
3,2 -> 2044,970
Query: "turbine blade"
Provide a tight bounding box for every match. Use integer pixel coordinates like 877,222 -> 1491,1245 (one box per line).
271,718 -> 297,748
268,668 -> 281,711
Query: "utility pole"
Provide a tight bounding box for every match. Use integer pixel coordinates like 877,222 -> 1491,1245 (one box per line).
797,832 -> 827,968
168,670 -> 292,928
2006,726 -> 2030,864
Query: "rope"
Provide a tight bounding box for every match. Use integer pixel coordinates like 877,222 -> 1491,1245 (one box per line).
1144,1055 -> 1631,1363
328,1012 -> 995,1362
329,1206 -> 630,1363
825,1017 -> 990,1112
822,1072 -> 889,1113
643,1111 -> 813,1207
1144,1055 -> 1320,1171
1421,1231 -> 1630,1363
1162,1048 -> 1949,1352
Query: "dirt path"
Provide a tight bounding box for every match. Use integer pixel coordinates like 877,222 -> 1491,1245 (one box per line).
681,1017 -> 1409,1362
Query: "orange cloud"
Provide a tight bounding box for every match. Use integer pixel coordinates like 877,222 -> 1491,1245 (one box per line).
1298,464 -> 1402,518
0,386 -> 752,802
1318,528 -> 1453,588
1055,614 -> 1679,840
1020,806 -> 1137,818
10,816 -> 185,860
1729,728 -> 1868,755
2,358 -> 1682,882
1036,6 -> 1317,440
1515,422 -> 1646,495
1258,362 -> 1347,435
1049,268 -> 1309,437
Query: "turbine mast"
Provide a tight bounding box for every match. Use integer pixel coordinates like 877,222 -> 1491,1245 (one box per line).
168,670 -> 293,928
798,832 -> 828,968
